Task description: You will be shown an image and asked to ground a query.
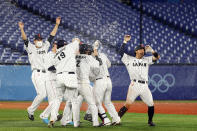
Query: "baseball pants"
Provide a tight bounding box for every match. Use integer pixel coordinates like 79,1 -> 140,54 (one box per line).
57,72 -> 80,127
94,77 -> 120,123
77,83 -> 99,126
27,71 -> 47,115
126,81 -> 154,107
39,79 -> 63,121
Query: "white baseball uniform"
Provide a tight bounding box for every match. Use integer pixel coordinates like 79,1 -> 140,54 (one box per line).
39,51 -> 63,122
121,53 -> 154,106
93,53 -> 120,124
75,54 -> 100,127
25,40 -> 50,115
54,40 -> 80,127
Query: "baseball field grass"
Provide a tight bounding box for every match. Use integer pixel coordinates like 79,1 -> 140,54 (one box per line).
0,109 -> 197,131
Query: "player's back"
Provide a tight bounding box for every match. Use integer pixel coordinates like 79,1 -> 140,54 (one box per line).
96,52 -> 111,78
54,41 -> 79,74
76,54 -> 100,84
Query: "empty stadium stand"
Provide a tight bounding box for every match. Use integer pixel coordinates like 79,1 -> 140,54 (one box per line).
0,0 -> 196,64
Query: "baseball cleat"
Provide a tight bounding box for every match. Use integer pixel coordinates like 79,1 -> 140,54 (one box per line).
57,114 -> 63,121
98,123 -> 105,127
74,124 -> 80,128
111,118 -> 121,126
42,118 -> 49,124
148,121 -> 156,126
111,120 -> 121,126
73,121 -> 80,127
93,125 -> 101,127
84,114 -> 92,122
99,122 -> 111,127
61,125 -> 66,127
104,122 -> 111,126
48,121 -> 54,128
111,122 -> 121,126
67,121 -> 74,125
103,118 -> 111,126
27,112 -> 34,121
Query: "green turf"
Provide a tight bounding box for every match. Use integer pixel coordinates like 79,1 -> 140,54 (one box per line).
0,109 -> 197,131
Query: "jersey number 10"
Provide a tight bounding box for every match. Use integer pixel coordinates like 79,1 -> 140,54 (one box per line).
58,52 -> 66,61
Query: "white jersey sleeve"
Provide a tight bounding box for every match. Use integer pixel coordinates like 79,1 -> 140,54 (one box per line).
89,55 -> 100,76
67,40 -> 80,54
101,53 -> 111,68
121,53 -> 135,65
24,41 -> 34,54
144,56 -> 154,65
44,40 -> 50,50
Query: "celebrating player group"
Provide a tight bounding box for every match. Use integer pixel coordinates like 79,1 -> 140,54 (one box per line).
18,16 -> 160,128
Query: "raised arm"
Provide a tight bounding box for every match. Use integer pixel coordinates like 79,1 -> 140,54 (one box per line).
18,22 -> 30,47
145,45 -> 160,62
119,35 -> 135,58
70,38 -> 81,54
105,54 -> 111,68
18,22 -> 27,41
50,17 -> 61,36
48,17 -> 61,43
93,49 -> 103,66
152,51 -> 160,62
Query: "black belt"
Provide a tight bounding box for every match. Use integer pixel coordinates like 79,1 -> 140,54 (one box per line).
57,71 -> 75,74
96,76 -> 110,80
133,79 -> 148,84
33,69 -> 46,73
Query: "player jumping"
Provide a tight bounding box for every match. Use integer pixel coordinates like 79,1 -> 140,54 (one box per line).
18,17 -> 61,121
118,35 -> 160,126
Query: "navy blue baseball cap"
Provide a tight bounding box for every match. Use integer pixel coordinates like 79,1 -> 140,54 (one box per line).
79,44 -> 93,54
135,44 -> 145,52
54,39 -> 67,49
34,34 -> 43,40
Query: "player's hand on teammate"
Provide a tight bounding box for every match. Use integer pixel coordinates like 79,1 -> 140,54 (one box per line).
123,35 -> 131,44
18,22 -> 24,29
56,17 -> 61,25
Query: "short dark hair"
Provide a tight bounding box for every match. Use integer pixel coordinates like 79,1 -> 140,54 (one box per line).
54,39 -> 67,49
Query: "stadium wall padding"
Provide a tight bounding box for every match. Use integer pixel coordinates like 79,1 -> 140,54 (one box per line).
0,65 -> 197,101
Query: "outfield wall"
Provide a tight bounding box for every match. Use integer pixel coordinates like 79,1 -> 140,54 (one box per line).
0,65 -> 197,101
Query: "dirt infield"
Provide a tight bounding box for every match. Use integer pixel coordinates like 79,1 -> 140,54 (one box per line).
0,101 -> 196,115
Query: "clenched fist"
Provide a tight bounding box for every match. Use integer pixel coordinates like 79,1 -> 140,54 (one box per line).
124,35 -> 131,43
18,22 -> 24,29
93,40 -> 100,50
145,45 -> 154,53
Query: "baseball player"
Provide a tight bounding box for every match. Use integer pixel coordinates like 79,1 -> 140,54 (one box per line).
72,44 -> 100,127
39,40 -> 67,125
18,17 -> 61,121
118,35 -> 160,126
84,40 -> 121,126
49,38 -> 81,127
